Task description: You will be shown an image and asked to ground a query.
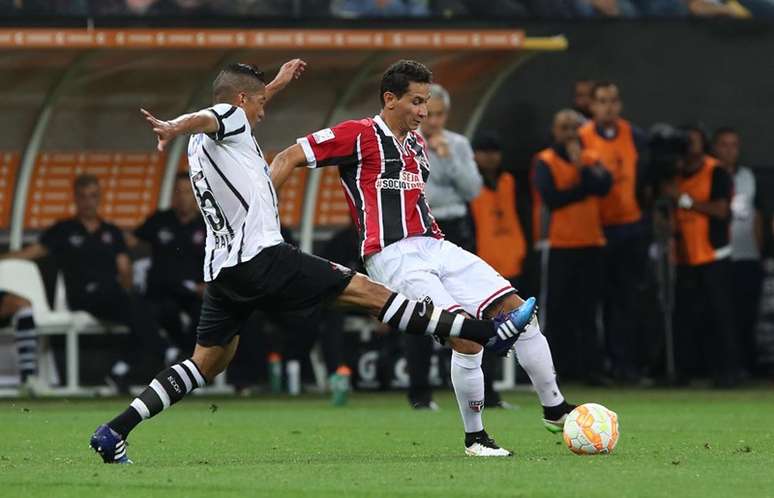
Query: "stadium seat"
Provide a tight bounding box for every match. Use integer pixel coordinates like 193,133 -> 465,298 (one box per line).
25,151 -> 164,230
0,259 -> 127,394
0,152 -> 20,230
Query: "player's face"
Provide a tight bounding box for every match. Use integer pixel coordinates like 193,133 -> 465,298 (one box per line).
591,85 -> 621,125
391,82 -> 430,132
713,132 -> 740,169
421,97 -> 448,137
238,87 -> 267,128
172,178 -> 198,216
74,183 -> 100,219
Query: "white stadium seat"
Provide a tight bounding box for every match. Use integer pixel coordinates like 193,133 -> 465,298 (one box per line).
0,259 -> 127,394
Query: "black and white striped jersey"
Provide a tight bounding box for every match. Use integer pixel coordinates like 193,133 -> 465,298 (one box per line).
187,103 -> 283,282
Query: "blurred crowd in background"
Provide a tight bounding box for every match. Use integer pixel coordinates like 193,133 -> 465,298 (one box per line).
3,0 -> 774,18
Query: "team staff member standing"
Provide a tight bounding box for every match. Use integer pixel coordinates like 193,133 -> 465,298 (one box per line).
129,172 -> 207,360
2,174 -> 167,391
579,81 -> 650,382
672,128 -> 737,386
469,132 -> 527,406
534,109 -> 611,382
408,83 -> 484,410
470,133 -> 526,295
422,84 -> 482,252
712,127 -> 764,376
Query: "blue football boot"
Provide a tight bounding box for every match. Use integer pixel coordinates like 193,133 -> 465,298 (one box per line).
487,296 -> 537,355
90,424 -> 132,464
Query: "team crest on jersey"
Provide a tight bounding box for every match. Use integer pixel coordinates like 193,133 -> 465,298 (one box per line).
101,231 -> 113,245
68,234 -> 84,247
312,128 -> 335,144
469,400 -> 484,413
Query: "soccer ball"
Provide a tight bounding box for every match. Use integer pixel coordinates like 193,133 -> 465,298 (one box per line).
563,403 -> 619,455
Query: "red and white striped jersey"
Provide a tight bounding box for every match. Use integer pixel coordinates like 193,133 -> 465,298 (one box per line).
297,115 -> 443,257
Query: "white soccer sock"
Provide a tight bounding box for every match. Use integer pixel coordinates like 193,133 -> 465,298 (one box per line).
514,317 -> 565,408
450,349 -> 485,434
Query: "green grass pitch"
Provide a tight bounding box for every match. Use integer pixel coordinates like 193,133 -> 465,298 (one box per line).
1,389 -> 773,498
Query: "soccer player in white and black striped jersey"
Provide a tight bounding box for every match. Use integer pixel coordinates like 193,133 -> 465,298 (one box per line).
89,60 -> 537,464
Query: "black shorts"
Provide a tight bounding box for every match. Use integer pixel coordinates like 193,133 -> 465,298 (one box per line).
196,243 -> 355,347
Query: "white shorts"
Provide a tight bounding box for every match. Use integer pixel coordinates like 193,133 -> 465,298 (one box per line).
365,236 -> 515,319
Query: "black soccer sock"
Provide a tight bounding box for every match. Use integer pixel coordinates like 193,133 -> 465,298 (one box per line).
108,359 -> 207,439
544,401 -> 576,421
378,293 -> 496,345
14,307 -> 38,382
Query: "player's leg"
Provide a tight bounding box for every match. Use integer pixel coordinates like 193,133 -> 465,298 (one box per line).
336,272 -> 527,348
482,293 -> 574,430
91,285 -> 242,464
439,240 -> 574,433
362,240 -> 520,456
260,243 -> 529,347
0,291 -> 39,390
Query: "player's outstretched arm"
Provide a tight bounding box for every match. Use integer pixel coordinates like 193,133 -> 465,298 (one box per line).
140,108 -> 218,152
264,59 -> 306,103
269,143 -> 308,190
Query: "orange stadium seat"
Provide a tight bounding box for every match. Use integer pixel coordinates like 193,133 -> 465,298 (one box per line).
314,167 -> 351,227
0,152 -> 20,230
25,151 -> 164,230
278,168 -> 307,228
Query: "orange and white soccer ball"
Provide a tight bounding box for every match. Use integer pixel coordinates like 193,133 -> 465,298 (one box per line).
563,403 -> 619,455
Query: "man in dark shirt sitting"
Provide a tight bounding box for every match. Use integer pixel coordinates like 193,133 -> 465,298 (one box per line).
3,173 -> 166,391
129,172 -> 206,360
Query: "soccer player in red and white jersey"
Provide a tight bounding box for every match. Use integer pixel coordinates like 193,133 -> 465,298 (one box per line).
271,60 -> 576,456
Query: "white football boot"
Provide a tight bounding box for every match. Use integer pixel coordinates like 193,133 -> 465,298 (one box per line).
464,431 -> 514,457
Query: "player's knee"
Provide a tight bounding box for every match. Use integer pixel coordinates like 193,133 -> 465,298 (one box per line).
341,273 -> 391,309
449,337 -> 483,354
190,349 -> 226,383
482,294 -> 524,319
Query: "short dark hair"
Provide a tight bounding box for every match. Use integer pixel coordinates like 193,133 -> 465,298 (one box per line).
380,60 -> 432,106
212,63 -> 267,103
472,132 -> 502,152
73,173 -> 99,192
591,80 -> 617,100
680,124 -> 710,153
175,171 -> 190,182
712,126 -> 739,144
